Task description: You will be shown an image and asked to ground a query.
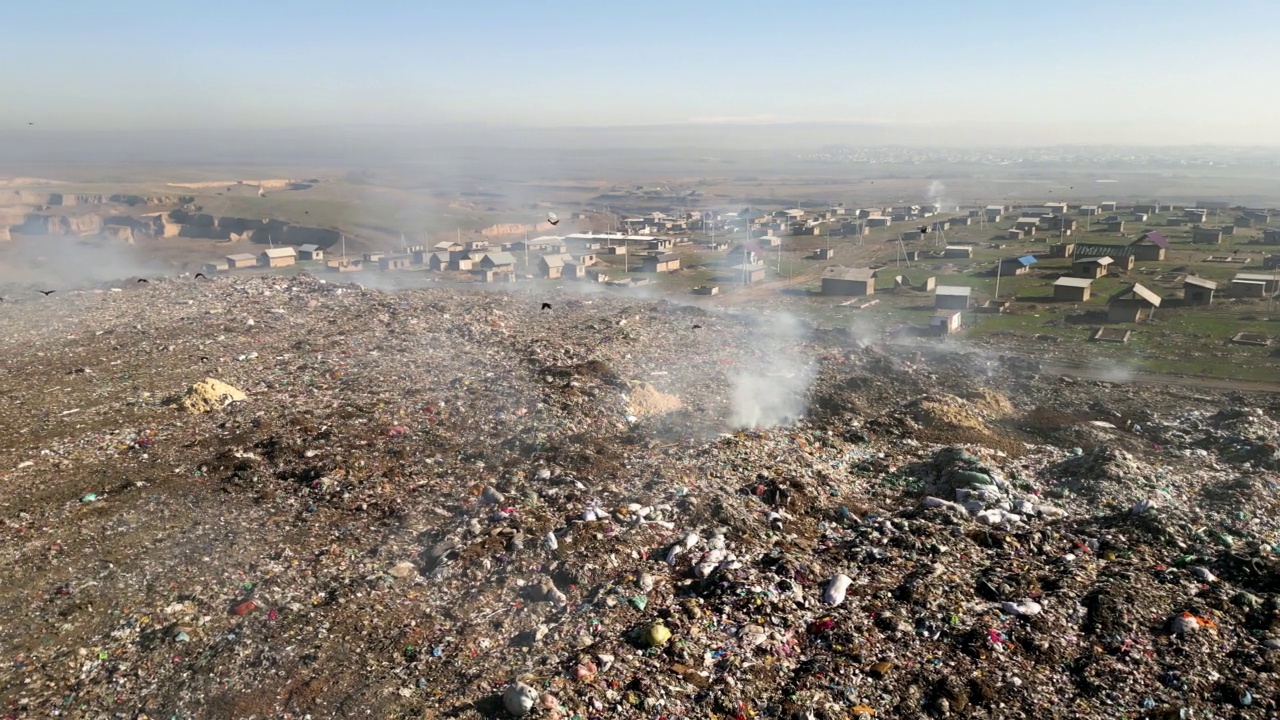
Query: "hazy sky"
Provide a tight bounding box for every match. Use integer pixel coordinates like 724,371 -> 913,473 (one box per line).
4,0 -> 1279,144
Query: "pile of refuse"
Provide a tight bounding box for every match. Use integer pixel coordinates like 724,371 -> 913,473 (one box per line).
0,274 -> 1277,719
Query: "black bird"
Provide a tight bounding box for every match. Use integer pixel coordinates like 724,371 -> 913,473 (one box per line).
39,290 -> 54,296
692,324 -> 702,329
919,225 -> 929,235
27,122 -> 34,126
137,278 -> 149,283
194,273 -> 207,280
541,302 -> 552,310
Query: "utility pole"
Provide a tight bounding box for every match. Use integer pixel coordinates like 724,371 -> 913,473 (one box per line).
995,257 -> 1003,299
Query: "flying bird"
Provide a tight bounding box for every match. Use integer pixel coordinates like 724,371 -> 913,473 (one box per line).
137,278 -> 149,284
541,302 -> 552,310
547,212 -> 559,226
194,273 -> 207,280
39,290 -> 55,296
918,225 -> 929,235
692,324 -> 703,329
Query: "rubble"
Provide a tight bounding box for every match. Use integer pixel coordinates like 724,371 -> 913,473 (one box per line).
0,273 -> 1277,718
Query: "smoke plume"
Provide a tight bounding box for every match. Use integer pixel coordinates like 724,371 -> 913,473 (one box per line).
728,310 -> 815,429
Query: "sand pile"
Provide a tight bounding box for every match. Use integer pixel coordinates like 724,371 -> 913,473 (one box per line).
177,378 -> 247,414
627,383 -> 683,417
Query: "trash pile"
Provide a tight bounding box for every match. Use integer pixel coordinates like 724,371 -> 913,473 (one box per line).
0,274 -> 1277,719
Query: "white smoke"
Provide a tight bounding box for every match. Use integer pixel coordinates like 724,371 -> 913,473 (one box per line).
728,310 -> 816,429
927,180 -> 953,213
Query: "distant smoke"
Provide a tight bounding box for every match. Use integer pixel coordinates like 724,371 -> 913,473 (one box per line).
927,180 -> 953,213
0,235 -> 165,289
729,311 -> 815,429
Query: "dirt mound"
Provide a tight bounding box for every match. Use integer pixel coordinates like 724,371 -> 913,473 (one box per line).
176,378 -> 247,413
961,386 -> 1014,418
904,393 -> 987,431
627,382 -> 683,417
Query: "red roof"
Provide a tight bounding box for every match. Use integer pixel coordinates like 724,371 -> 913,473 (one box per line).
1137,232 -> 1169,249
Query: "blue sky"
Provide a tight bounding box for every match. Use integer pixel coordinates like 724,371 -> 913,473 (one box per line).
3,0 -> 1279,140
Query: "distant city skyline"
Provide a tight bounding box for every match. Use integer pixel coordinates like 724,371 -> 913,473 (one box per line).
3,0 -> 1279,145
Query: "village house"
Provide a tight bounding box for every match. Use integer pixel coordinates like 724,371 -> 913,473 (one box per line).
465,240 -> 490,253
1134,204 -> 1159,215
984,205 -> 1006,221
867,217 -> 892,228
1134,213 -> 1150,223
1130,232 -> 1169,260
1265,255 -> 1280,270
1020,207 -> 1056,218
1222,225 -> 1237,236
327,258 -> 362,273
756,234 -> 782,247
727,243 -> 761,265
1108,283 -> 1162,323
572,252 -> 597,266
949,216 -> 973,227
812,247 -> 836,260
1006,228 -> 1025,241
934,285 -> 972,310
585,266 -> 610,283
943,245 -> 974,259
642,253 -> 680,273
260,247 -> 298,268
1107,220 -> 1126,233
1183,276 -> 1217,305
1235,215 -> 1255,228
509,236 -> 568,254
537,253 -> 569,279
1263,229 -> 1280,245
999,255 -> 1037,276
1165,217 -> 1185,227
363,251 -> 385,263
1100,202 -> 1118,212
1232,272 -> 1280,295
480,252 -> 518,273
1053,276 -> 1093,302
820,267 -> 877,296
1080,205 -> 1100,216
930,309 -> 963,336
225,253 -> 259,269
379,255 -> 412,271
476,268 -> 516,284
428,252 -> 452,271
731,263 -> 767,284
648,237 -> 675,251
1073,243 -> 1137,269
1014,217 -> 1040,235
1193,227 -> 1223,245
1185,208 -> 1209,223
1047,215 -> 1078,234
201,259 -> 230,274
902,230 -> 923,242
297,244 -> 325,261
1072,256 -> 1114,279
563,259 -> 588,279
434,241 -> 463,253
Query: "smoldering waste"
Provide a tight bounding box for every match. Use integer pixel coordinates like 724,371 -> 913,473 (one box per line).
0,273 -> 1277,718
